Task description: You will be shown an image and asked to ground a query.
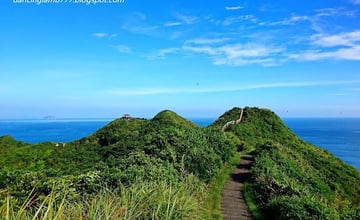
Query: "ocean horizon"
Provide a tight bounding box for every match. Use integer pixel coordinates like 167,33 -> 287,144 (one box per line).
0,117 -> 359,170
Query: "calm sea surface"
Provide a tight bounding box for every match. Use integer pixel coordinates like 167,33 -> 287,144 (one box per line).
0,118 -> 359,170
283,118 -> 360,171
0,119 -> 111,144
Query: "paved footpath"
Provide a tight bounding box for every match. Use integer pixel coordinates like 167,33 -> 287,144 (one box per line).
221,154 -> 254,220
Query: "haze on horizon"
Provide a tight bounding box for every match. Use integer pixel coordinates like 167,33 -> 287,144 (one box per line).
1,0 -> 360,119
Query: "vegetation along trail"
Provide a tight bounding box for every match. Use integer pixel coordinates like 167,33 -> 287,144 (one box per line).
221,154 -> 254,220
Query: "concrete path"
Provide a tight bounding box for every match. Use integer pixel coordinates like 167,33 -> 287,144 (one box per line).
221,154 -> 254,220
222,108 -> 244,132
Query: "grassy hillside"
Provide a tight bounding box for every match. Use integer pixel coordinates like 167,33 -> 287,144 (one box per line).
216,107 -> 360,219
152,110 -> 198,128
0,110 -> 236,218
0,107 -> 359,219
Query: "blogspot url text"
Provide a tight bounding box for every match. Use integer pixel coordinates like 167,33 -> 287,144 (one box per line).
13,0 -> 125,5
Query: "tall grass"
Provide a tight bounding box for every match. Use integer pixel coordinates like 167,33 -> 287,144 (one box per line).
0,175 -> 205,220
243,183 -> 265,220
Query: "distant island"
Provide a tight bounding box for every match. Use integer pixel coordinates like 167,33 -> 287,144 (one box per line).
0,107 -> 359,219
43,115 -> 56,120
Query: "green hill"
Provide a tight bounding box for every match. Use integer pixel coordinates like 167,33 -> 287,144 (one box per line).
152,110 -> 198,128
217,107 -> 360,219
211,107 -> 297,146
0,111 -> 235,200
0,107 -> 359,219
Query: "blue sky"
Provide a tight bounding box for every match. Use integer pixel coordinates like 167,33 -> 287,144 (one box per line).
1,0 -> 360,119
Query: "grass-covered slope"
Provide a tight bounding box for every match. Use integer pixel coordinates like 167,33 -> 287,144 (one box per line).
211,107 -> 298,147
152,110 -> 198,127
215,107 -> 360,219
0,110 -> 236,209
0,137 -> 101,175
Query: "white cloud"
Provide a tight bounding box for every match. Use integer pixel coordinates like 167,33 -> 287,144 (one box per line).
148,48 -> 180,59
183,39 -> 284,66
288,30 -> 360,61
121,12 -> 159,36
289,46 -> 360,61
110,45 -> 132,53
92,33 -> 118,40
309,8 -> 356,32
258,7 -> 354,31
311,30 -> 360,47
268,15 -> 310,26
219,44 -> 282,57
214,57 -> 279,67
161,13 -> 198,31
183,45 -> 219,56
225,6 -> 245,10
315,8 -> 343,17
104,80 -> 360,96
174,13 -> 198,25
92,33 -> 108,38
133,12 -> 147,20
185,38 -> 229,45
222,15 -> 258,26
315,7 -> 355,17
164,22 -> 183,27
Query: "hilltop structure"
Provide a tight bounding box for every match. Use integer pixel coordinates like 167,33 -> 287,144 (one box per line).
121,114 -> 132,120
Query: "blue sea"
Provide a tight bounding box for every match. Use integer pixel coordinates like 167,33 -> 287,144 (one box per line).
283,118 -> 360,171
0,118 -> 359,170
